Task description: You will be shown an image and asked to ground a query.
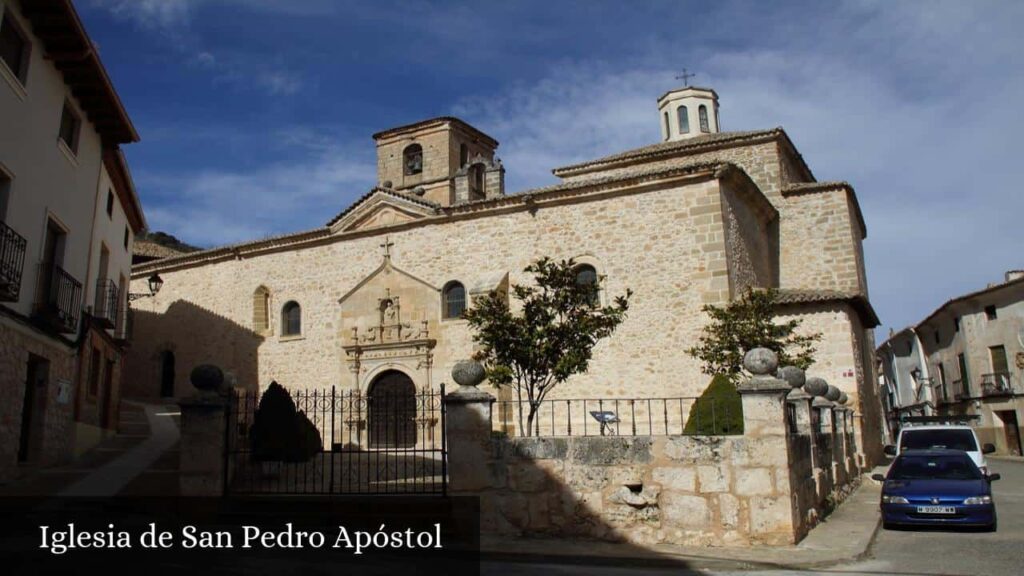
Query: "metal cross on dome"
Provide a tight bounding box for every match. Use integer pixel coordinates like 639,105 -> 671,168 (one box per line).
675,68 -> 696,87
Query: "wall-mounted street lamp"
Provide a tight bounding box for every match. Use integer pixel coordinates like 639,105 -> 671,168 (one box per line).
128,273 -> 163,302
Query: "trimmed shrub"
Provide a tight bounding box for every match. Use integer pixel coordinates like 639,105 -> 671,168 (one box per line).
683,374 -> 744,435
250,381 -> 322,462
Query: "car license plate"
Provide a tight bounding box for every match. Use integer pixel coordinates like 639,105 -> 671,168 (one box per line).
916,506 -> 956,514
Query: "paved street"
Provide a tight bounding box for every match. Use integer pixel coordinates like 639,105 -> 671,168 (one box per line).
483,459 -> 1024,576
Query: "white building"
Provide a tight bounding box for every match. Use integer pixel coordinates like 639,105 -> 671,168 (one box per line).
0,0 -> 145,480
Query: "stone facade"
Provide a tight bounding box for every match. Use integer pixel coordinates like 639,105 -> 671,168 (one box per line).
130,94 -> 882,465
433,356 -> 860,547
0,315 -> 76,481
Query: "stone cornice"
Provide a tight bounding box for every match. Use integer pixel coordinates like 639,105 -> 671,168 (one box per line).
132,161 -> 737,279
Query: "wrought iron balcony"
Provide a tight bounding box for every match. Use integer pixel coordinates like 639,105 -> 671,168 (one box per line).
93,278 -> 120,328
951,379 -> 969,401
981,372 -> 1013,397
0,220 -> 27,302
114,307 -> 133,342
34,263 -> 82,333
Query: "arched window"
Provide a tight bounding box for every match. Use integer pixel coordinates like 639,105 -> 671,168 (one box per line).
698,105 -> 710,133
468,164 -> 485,200
442,282 -> 466,319
677,106 -> 689,134
253,286 -> 270,333
282,301 -> 301,336
459,143 -> 469,167
403,144 -> 423,175
663,111 -> 671,140
574,264 -> 599,306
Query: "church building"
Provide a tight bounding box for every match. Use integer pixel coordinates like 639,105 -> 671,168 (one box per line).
127,85 -> 883,463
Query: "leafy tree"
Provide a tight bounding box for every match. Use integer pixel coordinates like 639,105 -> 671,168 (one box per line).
464,258 -> 632,436
683,374 -> 744,435
250,381 -> 322,462
686,288 -> 821,379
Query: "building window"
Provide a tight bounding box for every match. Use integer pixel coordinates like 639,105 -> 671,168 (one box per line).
403,144 -> 423,176
698,105 -> 710,133
984,305 -> 997,320
958,353 -> 970,397
954,317 -> 960,332
442,282 -> 466,319
0,168 -> 10,221
574,264 -> 599,306
677,105 -> 689,134
123,226 -> 129,250
0,8 -> 30,85
663,112 -> 670,140
468,164 -> 484,200
281,300 -> 301,336
990,345 -> 1009,374
934,330 -> 940,344
253,286 -> 270,333
937,363 -> 948,401
106,190 -> 114,217
58,101 -> 81,155
459,143 -> 468,167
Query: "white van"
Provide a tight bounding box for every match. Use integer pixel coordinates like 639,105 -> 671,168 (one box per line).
885,424 -> 996,475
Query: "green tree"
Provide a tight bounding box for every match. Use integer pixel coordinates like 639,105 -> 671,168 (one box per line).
464,258 -> 632,436
685,288 -> 821,379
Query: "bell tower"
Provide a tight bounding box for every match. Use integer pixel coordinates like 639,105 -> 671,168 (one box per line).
372,117 -> 501,206
657,86 -> 720,141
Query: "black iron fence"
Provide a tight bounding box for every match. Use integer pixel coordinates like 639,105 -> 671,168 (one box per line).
226,385 -> 446,495
492,396 -> 740,437
0,220 -> 26,301
94,278 -> 120,327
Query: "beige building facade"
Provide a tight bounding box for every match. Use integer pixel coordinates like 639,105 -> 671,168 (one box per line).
128,85 -> 883,464
879,272 -> 1024,455
0,0 -> 144,480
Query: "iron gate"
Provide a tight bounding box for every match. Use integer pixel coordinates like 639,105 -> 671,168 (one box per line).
225,385 -> 446,495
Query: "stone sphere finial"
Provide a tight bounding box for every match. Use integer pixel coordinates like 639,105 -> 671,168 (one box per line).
381,180 -> 393,189
838,392 -> 849,405
803,377 -> 828,397
777,366 -> 806,389
452,359 -> 486,388
825,385 -> 842,402
190,364 -> 224,392
744,348 -> 778,376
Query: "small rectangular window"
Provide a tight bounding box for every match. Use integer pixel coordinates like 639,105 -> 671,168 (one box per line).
106,190 -> 114,217
0,169 -> 10,221
58,101 -> 81,154
123,226 -> 129,250
984,305 -> 997,320
934,330 -> 940,344
954,317 -> 960,332
0,8 -> 30,85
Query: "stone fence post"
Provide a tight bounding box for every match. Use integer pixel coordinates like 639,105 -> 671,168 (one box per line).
444,360 -> 495,493
179,365 -> 232,496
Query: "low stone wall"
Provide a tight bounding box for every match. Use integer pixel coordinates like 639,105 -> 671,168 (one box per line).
480,433 -> 796,546
445,352 -> 866,548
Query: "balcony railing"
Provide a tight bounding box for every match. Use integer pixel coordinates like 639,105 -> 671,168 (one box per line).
981,372 -> 1013,397
35,263 -> 82,333
951,379 -> 968,401
115,306 -> 133,342
93,278 -> 120,328
0,221 -> 27,302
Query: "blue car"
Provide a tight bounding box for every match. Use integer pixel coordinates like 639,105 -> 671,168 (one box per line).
873,449 -> 999,531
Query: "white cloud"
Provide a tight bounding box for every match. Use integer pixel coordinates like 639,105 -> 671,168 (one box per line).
139,131 -> 375,247
451,1 -> 1024,334
90,0 -> 193,31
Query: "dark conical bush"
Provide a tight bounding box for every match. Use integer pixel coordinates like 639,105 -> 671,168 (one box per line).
250,381 -> 322,462
683,374 -> 744,435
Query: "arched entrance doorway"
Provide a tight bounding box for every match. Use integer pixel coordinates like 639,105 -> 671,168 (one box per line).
367,370 -> 416,448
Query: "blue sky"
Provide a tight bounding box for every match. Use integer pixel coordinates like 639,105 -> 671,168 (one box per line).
80,0 -> 1024,337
